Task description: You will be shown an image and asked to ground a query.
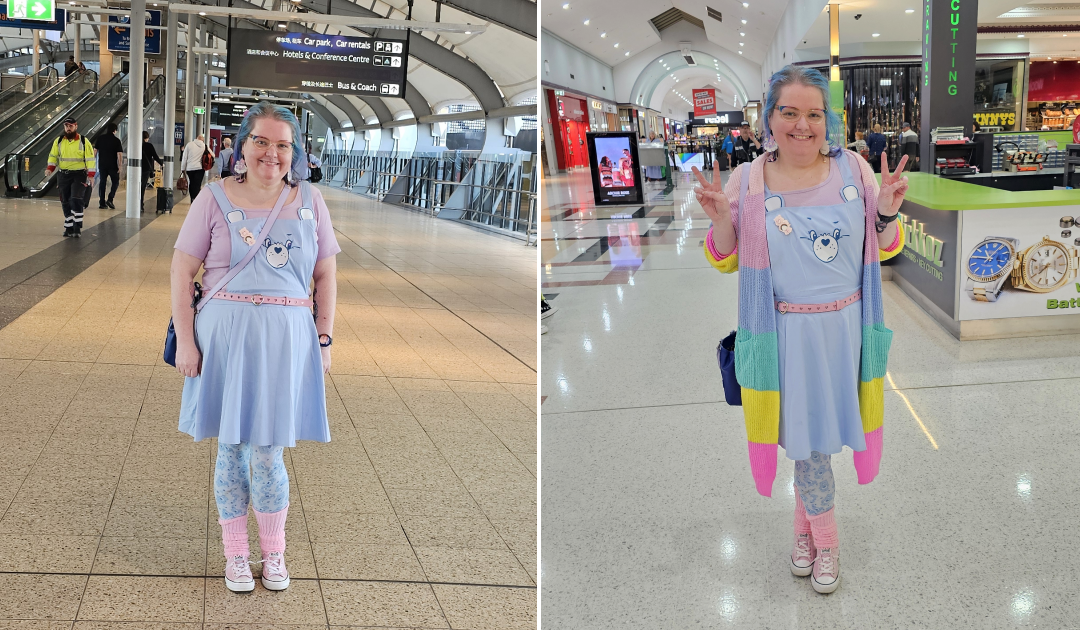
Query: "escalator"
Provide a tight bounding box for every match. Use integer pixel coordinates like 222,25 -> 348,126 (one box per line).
0,67 -> 60,125
5,73 -> 129,197
0,70 -> 97,165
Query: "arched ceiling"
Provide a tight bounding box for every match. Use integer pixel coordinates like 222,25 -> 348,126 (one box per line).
632,50 -> 749,112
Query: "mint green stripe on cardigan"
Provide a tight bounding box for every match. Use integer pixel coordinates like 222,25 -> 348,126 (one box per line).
733,328 -> 780,393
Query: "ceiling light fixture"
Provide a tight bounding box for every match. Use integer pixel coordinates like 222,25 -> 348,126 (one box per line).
872,33 -> 880,37
740,32 -> 745,36
739,42 -> 744,46
905,8 -> 914,13
562,2 -> 570,8
741,19 -> 747,24
625,51 -> 630,56
738,51 -> 743,54
583,18 -> 590,25
600,32 -> 607,38
742,2 -> 748,6
613,43 -> 619,48
199,11 -> 206,15
464,30 -> 471,34
1017,34 -> 1024,38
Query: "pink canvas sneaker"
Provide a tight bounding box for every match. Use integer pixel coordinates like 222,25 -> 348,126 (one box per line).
260,551 -> 290,590
224,555 -> 255,593
790,532 -> 815,577
811,547 -> 840,594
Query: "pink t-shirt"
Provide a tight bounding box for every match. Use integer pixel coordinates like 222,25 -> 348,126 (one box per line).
174,184 -> 342,288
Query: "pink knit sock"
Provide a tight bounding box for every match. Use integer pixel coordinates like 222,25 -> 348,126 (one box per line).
793,484 -> 811,535
254,505 -> 288,555
807,507 -> 839,548
219,514 -> 249,558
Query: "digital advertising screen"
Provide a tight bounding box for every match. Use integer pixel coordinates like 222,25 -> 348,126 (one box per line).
586,132 -> 644,206
226,28 -> 408,98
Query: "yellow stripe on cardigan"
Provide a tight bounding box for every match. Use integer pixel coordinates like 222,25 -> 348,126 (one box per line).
858,377 -> 885,433
879,221 -> 906,262
704,238 -> 738,273
741,387 -> 780,443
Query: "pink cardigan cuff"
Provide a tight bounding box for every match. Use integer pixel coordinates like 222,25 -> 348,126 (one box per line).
707,226 -> 736,260
882,224 -> 902,252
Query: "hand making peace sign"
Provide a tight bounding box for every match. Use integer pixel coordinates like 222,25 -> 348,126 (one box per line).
877,153 -> 910,217
691,160 -> 728,226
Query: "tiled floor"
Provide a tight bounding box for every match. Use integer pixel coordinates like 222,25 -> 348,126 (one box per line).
0,183 -> 537,628
540,167 -> 1080,628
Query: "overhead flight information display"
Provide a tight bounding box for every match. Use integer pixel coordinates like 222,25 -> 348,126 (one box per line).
226,28 -> 408,98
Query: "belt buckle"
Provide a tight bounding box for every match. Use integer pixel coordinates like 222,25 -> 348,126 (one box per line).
251,294 -> 264,306
777,301 -> 788,314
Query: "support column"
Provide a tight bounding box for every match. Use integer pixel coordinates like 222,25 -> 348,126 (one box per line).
919,0 -> 978,172
99,48 -> 114,83
184,17 -> 197,144
828,4 -> 839,81
32,30 -> 40,90
163,10 -> 178,192
202,31 -> 211,142
73,19 -> 81,66
125,0 -> 147,217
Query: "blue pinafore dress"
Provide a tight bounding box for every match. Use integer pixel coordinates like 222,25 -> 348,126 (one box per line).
762,155 -> 865,461
179,181 -> 331,448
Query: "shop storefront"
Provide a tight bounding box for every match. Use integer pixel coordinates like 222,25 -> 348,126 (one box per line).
544,88 -> 592,170
1025,60 -> 1080,132
587,98 -> 619,133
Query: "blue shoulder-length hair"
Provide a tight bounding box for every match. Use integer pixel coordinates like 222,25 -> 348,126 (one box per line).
233,101 -> 309,184
762,65 -> 843,158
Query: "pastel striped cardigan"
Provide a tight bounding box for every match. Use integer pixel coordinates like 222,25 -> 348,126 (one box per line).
704,150 -> 905,497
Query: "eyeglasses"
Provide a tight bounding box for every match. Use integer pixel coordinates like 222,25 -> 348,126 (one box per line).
250,135 -> 293,154
776,106 -> 827,124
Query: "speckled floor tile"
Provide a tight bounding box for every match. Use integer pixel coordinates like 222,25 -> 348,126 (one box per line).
0,535 -> 99,573
204,579 -> 327,624
432,584 -> 536,630
92,537 -> 207,576
76,577 -> 204,622
320,581 -> 447,628
311,542 -> 425,581
0,573 -> 87,620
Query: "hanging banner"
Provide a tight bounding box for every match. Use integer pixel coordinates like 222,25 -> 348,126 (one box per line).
0,3 -> 65,31
107,10 -> 161,54
693,88 -> 716,118
226,28 -> 409,98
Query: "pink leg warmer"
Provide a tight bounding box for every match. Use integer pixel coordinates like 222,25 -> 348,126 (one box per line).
807,507 -> 839,548
254,505 -> 288,554
219,514 -> 249,558
793,484 -> 811,535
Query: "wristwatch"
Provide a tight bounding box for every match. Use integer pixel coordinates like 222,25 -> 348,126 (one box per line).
318,334 -> 332,347
965,236 -> 1019,302
1011,236 -> 1079,293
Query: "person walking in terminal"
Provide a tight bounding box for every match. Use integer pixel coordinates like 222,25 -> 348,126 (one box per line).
219,137 -> 234,179
181,133 -> 208,201
866,123 -> 888,173
45,116 -> 95,238
141,131 -> 164,212
94,122 -> 123,209
170,102 -> 340,593
693,65 -> 909,594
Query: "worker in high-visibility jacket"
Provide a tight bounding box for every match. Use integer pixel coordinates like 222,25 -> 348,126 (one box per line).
45,116 -> 96,238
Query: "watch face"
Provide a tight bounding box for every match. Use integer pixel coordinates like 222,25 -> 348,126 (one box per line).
1025,242 -> 1070,289
967,240 -> 1013,281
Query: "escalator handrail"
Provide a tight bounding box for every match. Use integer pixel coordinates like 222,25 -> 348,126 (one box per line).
0,70 -> 97,141
0,66 -> 57,102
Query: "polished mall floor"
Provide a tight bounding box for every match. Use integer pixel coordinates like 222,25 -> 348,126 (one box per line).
540,167 -> 1080,628
0,183 -> 535,628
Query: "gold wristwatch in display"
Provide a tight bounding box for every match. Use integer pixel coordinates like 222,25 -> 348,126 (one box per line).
1011,236 -> 1079,293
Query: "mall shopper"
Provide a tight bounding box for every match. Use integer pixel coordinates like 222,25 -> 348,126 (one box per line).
180,133 -> 208,201
866,123 -> 888,172
899,122 -> 918,171
94,122 -> 123,209
45,116 -> 95,238
731,121 -> 761,167
720,130 -> 736,171
64,55 -> 78,76
847,130 -> 868,160
170,102 -> 338,594
692,64 -> 909,594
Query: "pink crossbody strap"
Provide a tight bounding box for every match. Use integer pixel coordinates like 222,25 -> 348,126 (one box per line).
775,289 -> 861,314
195,184 -> 292,313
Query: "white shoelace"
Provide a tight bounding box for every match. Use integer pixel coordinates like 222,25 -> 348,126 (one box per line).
260,552 -> 285,576
793,535 -> 812,561
817,548 -> 836,577
228,555 -> 253,576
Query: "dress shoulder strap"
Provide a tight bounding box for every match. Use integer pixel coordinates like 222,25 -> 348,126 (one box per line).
207,181 -> 235,220
300,181 -> 312,209
836,151 -> 858,187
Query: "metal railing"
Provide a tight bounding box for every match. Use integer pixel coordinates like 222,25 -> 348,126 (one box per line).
321,150 -> 537,244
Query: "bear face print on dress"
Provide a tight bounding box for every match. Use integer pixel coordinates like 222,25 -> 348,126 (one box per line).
264,237 -> 294,269
801,227 -> 847,263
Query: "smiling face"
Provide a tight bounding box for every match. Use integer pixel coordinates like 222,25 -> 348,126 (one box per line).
243,117 -> 294,185
769,83 -> 827,161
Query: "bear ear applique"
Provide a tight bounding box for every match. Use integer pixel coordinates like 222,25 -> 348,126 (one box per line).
226,210 -> 246,223
764,195 -> 783,212
298,207 -> 315,221
841,185 -> 860,202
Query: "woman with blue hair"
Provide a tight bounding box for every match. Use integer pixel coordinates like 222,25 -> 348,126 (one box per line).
170,101 -> 340,593
693,65 -> 910,594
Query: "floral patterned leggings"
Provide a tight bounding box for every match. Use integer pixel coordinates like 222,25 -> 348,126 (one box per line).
793,451 -> 835,517
214,442 -> 290,520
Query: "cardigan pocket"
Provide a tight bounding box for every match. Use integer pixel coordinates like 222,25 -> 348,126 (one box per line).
733,330 -> 780,393
859,324 -> 893,383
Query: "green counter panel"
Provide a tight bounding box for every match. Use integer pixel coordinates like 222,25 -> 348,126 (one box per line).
887,172 -> 1080,210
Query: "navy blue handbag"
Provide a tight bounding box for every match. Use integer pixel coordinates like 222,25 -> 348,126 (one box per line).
717,330 -> 741,406
163,282 -> 202,367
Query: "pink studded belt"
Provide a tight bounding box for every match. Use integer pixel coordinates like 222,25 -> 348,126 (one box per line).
775,289 -> 861,314
212,291 -> 314,308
